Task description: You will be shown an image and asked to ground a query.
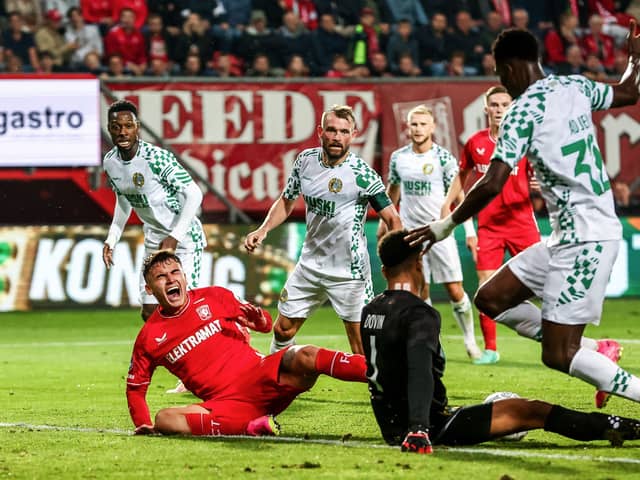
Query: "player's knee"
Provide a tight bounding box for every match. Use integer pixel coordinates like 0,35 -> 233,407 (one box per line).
154,409 -> 180,435
274,320 -> 296,340
283,344 -> 317,373
541,348 -> 571,373
473,286 -> 499,317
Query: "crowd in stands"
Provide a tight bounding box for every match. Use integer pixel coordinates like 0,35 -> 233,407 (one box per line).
0,1 -> 638,79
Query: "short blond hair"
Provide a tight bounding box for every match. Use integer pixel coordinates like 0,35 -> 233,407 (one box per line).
321,104 -> 356,129
484,85 -> 510,106
406,105 -> 434,123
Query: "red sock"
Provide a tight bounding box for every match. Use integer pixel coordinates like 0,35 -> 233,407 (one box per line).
479,312 -> 497,351
185,413 -> 246,436
314,348 -> 367,383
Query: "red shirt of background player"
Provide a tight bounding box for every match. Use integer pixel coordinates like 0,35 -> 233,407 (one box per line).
460,128 -> 538,236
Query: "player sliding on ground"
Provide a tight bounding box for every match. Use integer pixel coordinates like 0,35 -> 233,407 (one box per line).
407,24 -> 640,409
362,230 -> 640,453
126,250 -> 367,436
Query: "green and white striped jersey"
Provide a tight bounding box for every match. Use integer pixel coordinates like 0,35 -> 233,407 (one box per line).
103,140 -> 205,249
493,75 -> 620,245
388,143 -> 458,229
283,147 -> 391,280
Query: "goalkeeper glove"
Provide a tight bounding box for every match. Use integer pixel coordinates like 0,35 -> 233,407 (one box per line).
401,426 -> 433,454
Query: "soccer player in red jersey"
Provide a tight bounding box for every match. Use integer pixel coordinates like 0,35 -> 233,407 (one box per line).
126,250 -> 367,436
443,86 -> 540,365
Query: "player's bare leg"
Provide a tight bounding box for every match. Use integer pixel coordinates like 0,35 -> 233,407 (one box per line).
444,281 -> 481,360
154,404 -> 210,435
270,313 -> 305,353
474,268 -> 500,364
343,321 -> 364,354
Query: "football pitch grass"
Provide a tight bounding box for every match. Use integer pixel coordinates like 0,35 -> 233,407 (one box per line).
2,300 -> 640,479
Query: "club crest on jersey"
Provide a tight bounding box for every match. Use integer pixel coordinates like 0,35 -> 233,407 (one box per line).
422,163 -> 433,175
132,172 -> 145,188
328,178 -> 343,193
196,305 -> 212,321
280,288 -> 288,302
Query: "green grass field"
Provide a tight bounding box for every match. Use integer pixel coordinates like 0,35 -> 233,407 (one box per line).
2,300 -> 640,479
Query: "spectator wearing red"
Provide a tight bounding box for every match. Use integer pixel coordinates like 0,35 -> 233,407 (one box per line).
581,14 -> 617,71
80,0 -> 114,31
104,7 -> 147,75
544,11 -> 580,67
112,0 -> 148,30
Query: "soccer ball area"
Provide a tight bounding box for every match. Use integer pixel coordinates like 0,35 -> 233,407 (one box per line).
1,301 -> 639,479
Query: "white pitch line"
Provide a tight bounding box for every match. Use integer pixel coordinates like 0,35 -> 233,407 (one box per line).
2,335 -> 640,348
1,422 -> 639,465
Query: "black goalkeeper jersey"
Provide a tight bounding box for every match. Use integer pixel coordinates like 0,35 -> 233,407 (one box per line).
361,290 -> 448,443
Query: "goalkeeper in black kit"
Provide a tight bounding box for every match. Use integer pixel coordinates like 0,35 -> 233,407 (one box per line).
361,229 -> 640,454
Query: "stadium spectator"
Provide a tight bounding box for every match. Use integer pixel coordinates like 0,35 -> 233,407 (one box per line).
555,44 -> 587,75
126,250 -> 367,437
276,10 -> 311,70
379,0 -> 427,26
100,53 -> 130,78
234,10 -> 283,71
44,0 -> 79,26
65,6 -> 103,70
348,7 -> 381,68
446,50 -> 472,76
210,51 -> 243,77
385,18 -> 419,75
79,0 -> 114,34
209,0 -> 245,54
36,49 -> 58,73
363,229 -> 640,453
146,56 -> 170,77
35,9 -> 75,68
415,11 -> 452,76
245,105 -> 402,355
144,12 -> 177,71
5,0 -> 42,31
583,52 -> 608,80
480,52 -> 496,76
284,53 -> 309,77
111,0 -> 148,29
104,7 -> 147,75
3,51 -> 23,71
2,11 -> 39,71
173,12 -> 216,69
380,105 -> 481,361
251,0 -> 286,29
581,14 -> 617,72
80,49 -> 104,74
176,0 -> 218,25
220,0 -> 251,29
480,10 -> 504,51
443,86 -> 540,365
395,51 -> 421,76
309,13 -> 348,75
325,52 -> 368,78
180,52 -> 214,76
407,26 -> 640,409
544,12 -> 581,68
246,51 -> 281,77
449,9 -> 485,74
367,50 -> 392,77
102,99 -> 206,323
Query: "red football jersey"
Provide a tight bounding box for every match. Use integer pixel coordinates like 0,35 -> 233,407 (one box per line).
460,129 -> 538,233
126,286 -> 266,427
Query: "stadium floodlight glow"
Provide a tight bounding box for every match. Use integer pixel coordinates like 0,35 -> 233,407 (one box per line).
0,75 -> 100,167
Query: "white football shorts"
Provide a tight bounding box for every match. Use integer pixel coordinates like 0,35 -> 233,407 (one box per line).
139,245 -> 203,305
506,240 -> 619,325
278,263 -> 372,323
424,234 -> 464,284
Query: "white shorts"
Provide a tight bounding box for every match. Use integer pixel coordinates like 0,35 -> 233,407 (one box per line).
507,240 -> 619,326
139,245 -> 203,305
424,235 -> 463,284
277,263 -> 372,323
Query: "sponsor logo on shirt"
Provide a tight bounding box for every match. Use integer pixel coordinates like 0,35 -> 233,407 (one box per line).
196,304 -> 212,321
328,178 -> 343,193
402,180 -> 431,196
133,172 -> 145,188
303,194 -> 336,218
165,319 -> 222,364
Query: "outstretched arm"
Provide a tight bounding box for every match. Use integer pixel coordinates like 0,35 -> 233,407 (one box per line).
406,161 -> 511,250
244,195 -> 296,253
612,20 -> 640,108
